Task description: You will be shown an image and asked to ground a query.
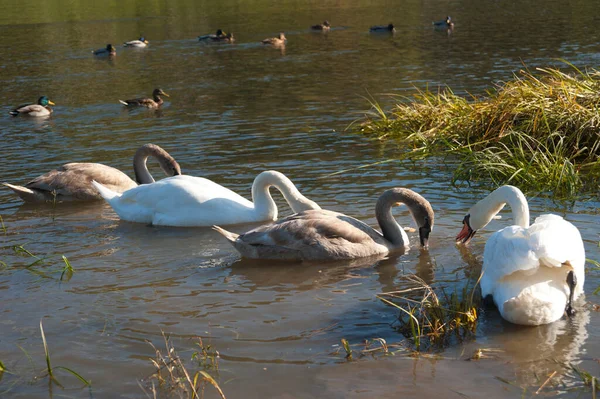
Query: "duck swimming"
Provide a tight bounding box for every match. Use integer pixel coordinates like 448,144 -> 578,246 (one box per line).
93,44 -> 116,56
433,16 -> 454,29
124,37 -> 149,47
9,96 -> 55,117
311,21 -> 331,31
262,32 -> 286,46
369,23 -> 395,33
119,88 -> 169,109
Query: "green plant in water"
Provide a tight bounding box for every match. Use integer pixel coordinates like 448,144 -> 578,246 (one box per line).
378,274 -> 479,352
355,63 -> 600,199
191,337 -> 220,371
39,320 -> 91,388
340,338 -> 353,360
144,332 -> 226,399
59,256 -> 74,282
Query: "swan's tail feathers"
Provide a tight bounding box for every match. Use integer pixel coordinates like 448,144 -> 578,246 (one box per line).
2,183 -> 44,203
118,100 -> 129,106
212,225 -> 239,243
91,180 -> 121,202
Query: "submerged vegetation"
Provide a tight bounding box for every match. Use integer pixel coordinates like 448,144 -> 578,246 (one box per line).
142,332 -> 226,399
356,64 -> 600,198
378,274 -> 479,352
0,320 -> 91,397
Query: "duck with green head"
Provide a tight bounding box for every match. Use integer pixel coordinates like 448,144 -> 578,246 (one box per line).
9,96 -> 55,117
93,44 -> 116,56
199,29 -> 228,41
119,88 -> 169,109
124,37 -> 149,47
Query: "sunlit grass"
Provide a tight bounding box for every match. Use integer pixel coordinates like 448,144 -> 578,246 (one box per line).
378,274 -> 479,352
142,332 -> 226,399
355,64 -> 600,199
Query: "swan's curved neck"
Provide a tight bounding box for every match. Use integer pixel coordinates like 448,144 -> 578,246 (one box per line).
132,144 -> 177,184
470,185 -> 530,230
251,171 -> 320,219
376,188 -> 431,247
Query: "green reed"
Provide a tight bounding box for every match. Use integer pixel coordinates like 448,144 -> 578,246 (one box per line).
355,63 -> 600,199
143,332 -> 226,399
378,274 -> 480,352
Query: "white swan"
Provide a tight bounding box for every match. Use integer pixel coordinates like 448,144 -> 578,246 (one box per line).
213,188 -> 434,261
3,144 -> 181,203
456,185 -> 585,326
91,170 -> 320,227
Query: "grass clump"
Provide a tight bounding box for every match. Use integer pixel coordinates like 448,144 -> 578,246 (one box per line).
142,332 -> 226,399
377,274 -> 479,352
356,64 -> 600,199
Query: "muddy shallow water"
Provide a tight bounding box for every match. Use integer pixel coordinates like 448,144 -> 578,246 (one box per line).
1,0 -> 599,397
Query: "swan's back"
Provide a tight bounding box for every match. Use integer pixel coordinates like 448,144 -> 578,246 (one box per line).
481,213 -> 585,325
222,209 -> 392,261
11,163 -> 136,202
101,175 -> 258,226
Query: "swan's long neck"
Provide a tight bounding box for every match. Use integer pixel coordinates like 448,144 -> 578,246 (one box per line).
376,188 -> 433,247
132,144 -> 179,184
470,185 -> 530,230
251,171 -> 320,220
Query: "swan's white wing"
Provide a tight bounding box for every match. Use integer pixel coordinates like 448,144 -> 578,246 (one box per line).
528,214 -> 585,268
104,175 -> 256,226
481,225 -> 538,296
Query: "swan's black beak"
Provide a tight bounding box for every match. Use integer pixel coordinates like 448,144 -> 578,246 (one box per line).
419,224 -> 431,248
456,214 -> 476,245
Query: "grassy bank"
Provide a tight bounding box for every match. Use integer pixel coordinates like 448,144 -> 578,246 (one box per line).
356,64 -> 600,198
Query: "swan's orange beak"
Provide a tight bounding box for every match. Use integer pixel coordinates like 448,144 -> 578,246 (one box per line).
456,214 -> 476,245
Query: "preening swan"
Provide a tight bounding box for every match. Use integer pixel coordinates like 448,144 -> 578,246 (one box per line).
213,187 -> 434,261
456,185 -> 585,326
92,170 -> 320,227
3,144 -> 181,203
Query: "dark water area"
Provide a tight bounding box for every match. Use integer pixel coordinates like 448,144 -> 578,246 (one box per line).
0,0 -> 599,397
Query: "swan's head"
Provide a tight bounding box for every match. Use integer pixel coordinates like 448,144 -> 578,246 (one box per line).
418,212 -> 433,247
456,214 -> 476,244
456,201 -> 496,244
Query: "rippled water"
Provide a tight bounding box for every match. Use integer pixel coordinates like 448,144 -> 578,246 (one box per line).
1,0 -> 599,397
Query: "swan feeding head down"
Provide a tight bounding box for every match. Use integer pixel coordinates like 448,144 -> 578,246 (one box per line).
213,187 -> 434,261
456,185 -> 585,326
92,170 -> 320,227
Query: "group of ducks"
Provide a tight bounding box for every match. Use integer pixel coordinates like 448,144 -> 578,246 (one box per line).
9,87 -> 170,116
1,143 -> 585,327
8,16 -> 456,116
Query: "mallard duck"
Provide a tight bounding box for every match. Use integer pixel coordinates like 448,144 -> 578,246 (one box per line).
213,188 -> 434,261
119,88 -> 169,109
124,37 -> 148,47
199,29 -> 227,41
262,32 -> 286,46
9,96 -> 55,117
211,32 -> 234,43
433,16 -> 454,29
3,144 -> 181,203
369,23 -> 395,32
311,21 -> 331,31
93,44 -> 116,56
